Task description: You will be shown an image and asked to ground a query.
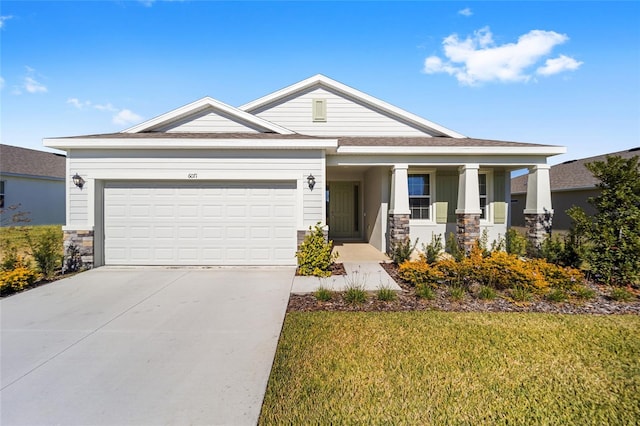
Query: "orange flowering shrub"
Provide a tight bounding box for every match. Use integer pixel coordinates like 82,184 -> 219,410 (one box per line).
0,266 -> 38,296
479,251 -> 548,291
530,259 -> 585,290
398,259 -> 444,287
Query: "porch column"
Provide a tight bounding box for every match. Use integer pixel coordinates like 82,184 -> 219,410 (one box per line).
524,164 -> 553,248
387,164 -> 410,253
455,164 -> 481,254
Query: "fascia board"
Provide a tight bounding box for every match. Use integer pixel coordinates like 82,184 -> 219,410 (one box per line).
122,97 -> 295,135
43,138 -> 338,150
240,74 -> 466,138
337,145 -> 567,156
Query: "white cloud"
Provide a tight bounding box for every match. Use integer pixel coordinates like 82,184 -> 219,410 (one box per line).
24,76 -> 47,93
94,102 -> 118,112
67,97 -> 143,126
537,54 -> 583,76
458,8 -> 473,17
138,0 -> 155,6
0,76 -> 4,90
423,27 -> 582,85
113,109 -> 143,125
0,15 -> 13,29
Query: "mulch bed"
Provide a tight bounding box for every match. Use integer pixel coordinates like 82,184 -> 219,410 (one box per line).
287,262 -> 640,315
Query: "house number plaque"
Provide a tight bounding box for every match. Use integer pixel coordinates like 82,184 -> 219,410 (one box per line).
188,173 -> 198,179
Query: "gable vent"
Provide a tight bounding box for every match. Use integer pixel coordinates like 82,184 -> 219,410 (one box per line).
312,99 -> 327,122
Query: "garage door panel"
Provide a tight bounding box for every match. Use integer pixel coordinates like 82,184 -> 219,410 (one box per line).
104,181 -> 296,265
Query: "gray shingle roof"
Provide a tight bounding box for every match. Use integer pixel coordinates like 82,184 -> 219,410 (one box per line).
511,147 -> 640,193
51,132 -> 557,149
0,144 -> 66,179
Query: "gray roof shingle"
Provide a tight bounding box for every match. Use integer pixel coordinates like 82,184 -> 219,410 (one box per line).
0,144 -> 66,179
511,147 -> 640,193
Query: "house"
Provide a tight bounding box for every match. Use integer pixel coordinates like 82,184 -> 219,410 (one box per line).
44,74 -> 564,268
0,144 -> 66,226
511,147 -> 640,231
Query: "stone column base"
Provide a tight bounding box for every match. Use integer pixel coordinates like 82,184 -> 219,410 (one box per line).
456,213 -> 480,255
387,213 -> 410,255
63,229 -> 94,272
525,212 -> 553,249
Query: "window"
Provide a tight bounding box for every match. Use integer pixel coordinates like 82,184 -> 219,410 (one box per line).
0,181 -> 4,208
479,173 -> 487,219
408,174 -> 431,219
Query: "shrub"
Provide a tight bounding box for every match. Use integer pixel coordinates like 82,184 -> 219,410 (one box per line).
567,155 -> 640,286
511,286 -> 533,302
609,287 -> 635,302
27,228 -> 63,280
478,286 -> 497,300
0,266 -> 38,296
398,259 -> 444,287
448,285 -> 466,301
314,286 -> 334,302
1,245 -> 21,271
389,237 -> 418,265
574,286 -> 596,300
422,233 -> 443,264
344,285 -> 367,304
415,283 -> 435,300
505,228 -> 527,257
531,259 -> 584,290
445,232 -> 464,261
63,243 -> 83,274
376,285 -> 397,302
295,223 -> 338,277
476,251 -> 547,292
546,288 -> 568,303
539,234 -> 582,268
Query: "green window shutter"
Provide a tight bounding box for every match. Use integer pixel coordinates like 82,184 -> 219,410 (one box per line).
435,202 -> 448,223
493,169 -> 506,223
494,201 -> 506,224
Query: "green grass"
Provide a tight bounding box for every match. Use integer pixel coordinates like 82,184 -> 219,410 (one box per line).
260,312 -> 640,425
0,225 -> 62,262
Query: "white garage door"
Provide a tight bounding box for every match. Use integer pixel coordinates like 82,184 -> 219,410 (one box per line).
103,181 -> 297,265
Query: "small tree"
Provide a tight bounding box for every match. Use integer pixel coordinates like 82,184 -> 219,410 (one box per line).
295,223 -> 338,277
568,155 -> 640,286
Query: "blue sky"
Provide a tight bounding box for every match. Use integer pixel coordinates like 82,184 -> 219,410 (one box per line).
1,1 -> 639,165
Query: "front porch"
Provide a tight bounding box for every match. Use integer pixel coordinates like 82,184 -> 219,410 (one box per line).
324,162 -> 554,255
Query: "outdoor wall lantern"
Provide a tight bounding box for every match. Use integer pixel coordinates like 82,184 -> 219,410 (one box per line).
307,173 -> 316,190
72,173 -> 85,189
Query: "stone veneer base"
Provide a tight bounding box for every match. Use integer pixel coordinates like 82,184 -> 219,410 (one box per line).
525,212 -> 553,248
456,213 -> 480,255
387,213 -> 410,255
63,229 -> 94,270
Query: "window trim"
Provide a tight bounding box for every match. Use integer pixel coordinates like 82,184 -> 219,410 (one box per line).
408,170 -> 435,222
478,170 -> 493,223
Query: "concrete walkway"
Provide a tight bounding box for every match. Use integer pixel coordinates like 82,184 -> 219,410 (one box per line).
1,267 -> 294,426
291,261 -> 401,294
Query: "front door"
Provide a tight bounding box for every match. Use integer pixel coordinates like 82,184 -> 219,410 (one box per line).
328,181 -> 360,239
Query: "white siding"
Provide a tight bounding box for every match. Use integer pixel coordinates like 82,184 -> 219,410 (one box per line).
155,108 -> 261,133
1,176 -> 65,226
253,87 -> 432,137
66,149 -> 324,230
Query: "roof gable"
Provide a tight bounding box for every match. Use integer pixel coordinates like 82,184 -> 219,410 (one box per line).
122,97 -> 295,135
240,74 -> 466,138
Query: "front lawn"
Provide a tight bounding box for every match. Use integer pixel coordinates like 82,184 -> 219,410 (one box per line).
260,312 -> 639,424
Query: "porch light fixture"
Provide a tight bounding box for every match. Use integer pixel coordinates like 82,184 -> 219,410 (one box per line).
307,173 -> 316,190
72,173 -> 85,189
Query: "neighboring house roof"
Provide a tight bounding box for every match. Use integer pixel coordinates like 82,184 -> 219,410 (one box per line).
240,74 -> 466,138
511,147 -> 640,194
0,144 -> 66,179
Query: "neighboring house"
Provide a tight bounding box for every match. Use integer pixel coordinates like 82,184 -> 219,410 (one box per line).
511,147 -> 640,231
44,74 -> 564,268
0,144 -> 66,226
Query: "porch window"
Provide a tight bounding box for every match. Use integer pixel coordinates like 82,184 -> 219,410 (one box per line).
479,173 -> 487,219
408,174 -> 431,219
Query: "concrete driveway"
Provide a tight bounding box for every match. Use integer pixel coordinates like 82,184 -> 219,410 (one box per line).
1,267 -> 294,426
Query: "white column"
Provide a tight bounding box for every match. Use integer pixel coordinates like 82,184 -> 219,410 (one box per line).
389,164 -> 410,215
524,164 -> 553,214
455,164 -> 481,214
